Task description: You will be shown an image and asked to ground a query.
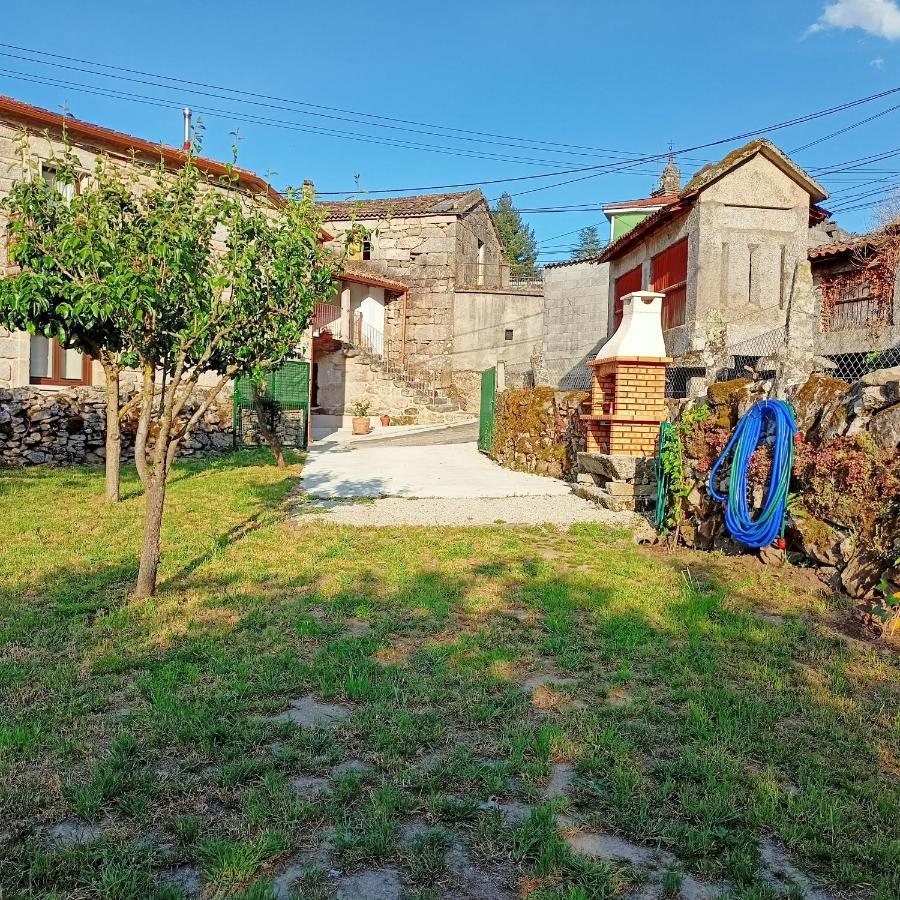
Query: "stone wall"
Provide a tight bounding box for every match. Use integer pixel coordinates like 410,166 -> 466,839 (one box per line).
607,152 -> 814,360
455,202 -> 505,286
322,198 -> 506,390
491,387 -> 588,480
666,371 -> 900,608
450,288 -> 544,371
0,384 -> 234,467
0,115 -> 269,390
323,215 -> 457,385
541,259 -> 611,387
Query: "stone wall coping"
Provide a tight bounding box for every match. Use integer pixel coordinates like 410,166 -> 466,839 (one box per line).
454,286 -> 544,297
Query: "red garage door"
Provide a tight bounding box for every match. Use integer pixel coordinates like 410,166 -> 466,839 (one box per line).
651,238 -> 688,330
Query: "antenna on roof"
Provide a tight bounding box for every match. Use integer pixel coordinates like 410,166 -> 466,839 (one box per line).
182,107 -> 192,152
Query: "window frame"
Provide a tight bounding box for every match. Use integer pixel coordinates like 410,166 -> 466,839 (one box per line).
29,336 -> 93,387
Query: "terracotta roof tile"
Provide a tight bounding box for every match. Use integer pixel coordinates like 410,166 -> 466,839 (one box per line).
808,235 -> 873,260
318,190 -> 483,221
339,260 -> 408,294
602,193 -> 679,211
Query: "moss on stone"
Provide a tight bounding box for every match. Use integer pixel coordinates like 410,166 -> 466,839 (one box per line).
706,379 -> 751,428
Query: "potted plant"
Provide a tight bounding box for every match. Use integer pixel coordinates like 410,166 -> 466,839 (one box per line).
380,414 -> 391,428
351,399 -> 372,435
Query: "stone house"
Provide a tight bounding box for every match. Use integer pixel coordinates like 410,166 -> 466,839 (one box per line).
808,230 -> 900,380
0,94 -> 285,393
596,140 -> 829,359
0,95 -> 331,465
319,191 -> 544,409
543,140 -> 900,392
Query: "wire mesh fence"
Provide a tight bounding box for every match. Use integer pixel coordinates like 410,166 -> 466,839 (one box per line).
559,365 -> 592,391
661,323 -> 900,399
823,346 -> 900,382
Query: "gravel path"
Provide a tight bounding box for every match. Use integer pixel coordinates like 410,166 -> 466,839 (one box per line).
292,494 -> 640,527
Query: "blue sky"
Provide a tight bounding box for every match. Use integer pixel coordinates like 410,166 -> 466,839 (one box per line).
0,0 -> 898,261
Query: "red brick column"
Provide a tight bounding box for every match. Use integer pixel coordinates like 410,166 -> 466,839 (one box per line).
581,356 -> 670,457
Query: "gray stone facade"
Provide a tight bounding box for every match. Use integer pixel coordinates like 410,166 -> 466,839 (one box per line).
321,191 -> 540,396
541,259 -> 611,388
605,150 -> 816,358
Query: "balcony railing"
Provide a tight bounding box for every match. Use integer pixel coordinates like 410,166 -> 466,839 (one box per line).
456,262 -> 543,289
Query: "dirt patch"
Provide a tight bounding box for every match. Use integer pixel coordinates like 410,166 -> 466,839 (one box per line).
335,867 -> 404,900
46,821 -> 104,846
290,775 -> 331,798
268,695 -> 352,729
543,763 -> 576,799
566,831 -> 676,869
159,866 -> 202,898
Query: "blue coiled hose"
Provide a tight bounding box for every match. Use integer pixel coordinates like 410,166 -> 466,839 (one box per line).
707,399 -> 796,549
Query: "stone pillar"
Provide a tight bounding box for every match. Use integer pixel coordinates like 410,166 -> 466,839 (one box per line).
773,259 -> 817,399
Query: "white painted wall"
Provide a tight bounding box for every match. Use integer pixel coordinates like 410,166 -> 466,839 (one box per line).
349,282 -> 385,334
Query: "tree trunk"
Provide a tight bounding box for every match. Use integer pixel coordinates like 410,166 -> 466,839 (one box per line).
101,358 -> 121,503
252,385 -> 286,468
134,363 -> 155,487
134,467 -> 167,598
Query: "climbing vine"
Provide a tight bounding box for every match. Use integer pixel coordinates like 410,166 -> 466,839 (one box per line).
655,404 -> 710,535
819,256 -> 895,332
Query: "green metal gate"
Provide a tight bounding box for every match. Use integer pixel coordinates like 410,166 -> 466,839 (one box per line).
477,366 -> 496,454
233,360 -> 310,451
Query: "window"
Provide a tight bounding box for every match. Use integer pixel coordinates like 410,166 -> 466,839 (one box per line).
476,239 -> 486,286
504,328 -> 514,342
613,265 -> 643,331
29,336 -> 91,386
362,238 -> 372,261
41,164 -> 77,202
651,238 -> 688,331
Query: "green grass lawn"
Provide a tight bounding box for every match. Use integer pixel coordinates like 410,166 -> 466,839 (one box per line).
0,452 -> 897,900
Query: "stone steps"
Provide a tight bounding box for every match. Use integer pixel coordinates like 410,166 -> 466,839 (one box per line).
341,342 -> 466,426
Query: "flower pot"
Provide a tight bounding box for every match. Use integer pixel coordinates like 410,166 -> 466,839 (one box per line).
380,415 -> 391,427
352,416 -> 371,435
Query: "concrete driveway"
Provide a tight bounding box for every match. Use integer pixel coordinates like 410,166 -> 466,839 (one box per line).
300,424 -> 572,499
295,423 -> 640,528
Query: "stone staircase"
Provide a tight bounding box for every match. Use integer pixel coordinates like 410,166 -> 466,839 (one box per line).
346,345 -> 472,426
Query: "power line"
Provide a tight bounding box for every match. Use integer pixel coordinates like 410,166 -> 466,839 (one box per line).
4,41 -> 900,203
0,67 -> 637,171
789,102 -> 900,154
0,41 -> 717,166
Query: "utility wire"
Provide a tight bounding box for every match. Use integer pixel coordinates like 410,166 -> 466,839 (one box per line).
5,42 -> 900,205
0,66 -> 652,171
0,42 -> 717,165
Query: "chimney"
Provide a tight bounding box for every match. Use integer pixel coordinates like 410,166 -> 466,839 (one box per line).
182,107 -> 192,152
302,178 -> 315,199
